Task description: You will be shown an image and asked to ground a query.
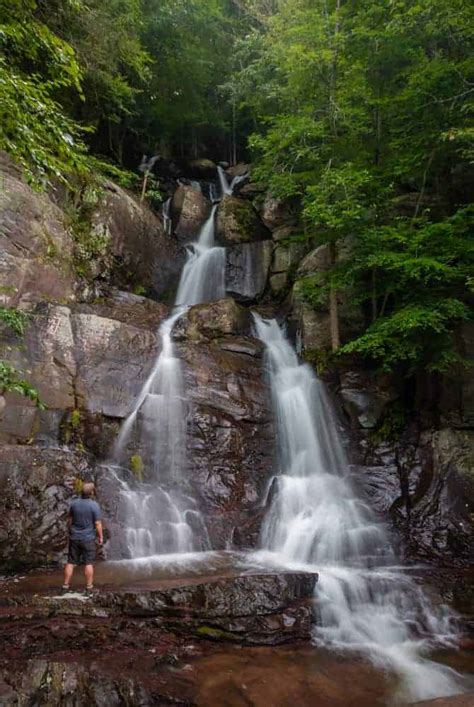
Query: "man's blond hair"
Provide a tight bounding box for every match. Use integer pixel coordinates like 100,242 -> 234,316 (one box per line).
81,482 -> 95,499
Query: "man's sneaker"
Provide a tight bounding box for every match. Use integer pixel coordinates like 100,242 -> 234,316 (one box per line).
60,585 -> 71,594
84,586 -> 95,598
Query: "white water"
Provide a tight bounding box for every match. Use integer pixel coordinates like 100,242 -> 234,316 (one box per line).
217,165 -> 248,198
112,198 -> 227,558
253,315 -> 463,703
175,204 -> 226,307
162,197 -> 172,235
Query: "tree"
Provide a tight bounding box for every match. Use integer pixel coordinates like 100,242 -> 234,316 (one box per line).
234,0 -> 474,371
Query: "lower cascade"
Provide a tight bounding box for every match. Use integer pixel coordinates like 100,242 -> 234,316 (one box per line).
110,196 -> 226,558
252,315 -> 463,702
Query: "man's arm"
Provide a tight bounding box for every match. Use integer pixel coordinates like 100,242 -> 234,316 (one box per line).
95,520 -> 103,545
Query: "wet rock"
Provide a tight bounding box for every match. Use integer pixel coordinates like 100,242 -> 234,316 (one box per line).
0,446 -> 95,569
74,289 -> 168,332
101,572 -> 316,620
413,695 -> 474,706
0,660 -> 180,707
179,339 -> 274,547
402,429 -> 474,564
339,371 -> 399,429
226,241 -> 273,302
4,570 -> 317,645
91,181 -> 181,298
72,312 -> 159,418
0,299 -> 167,445
175,299 -> 251,342
0,305 -> 77,444
216,196 -> 270,245
171,184 -> 211,242
0,151 -> 75,308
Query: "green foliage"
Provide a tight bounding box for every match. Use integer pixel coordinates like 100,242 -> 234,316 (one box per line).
302,347 -> 334,375
70,408 -> 81,429
0,1 -> 90,186
0,361 -> 45,408
129,454 -> 144,482
0,307 -> 28,336
340,299 -> 470,373
235,0 -> 474,373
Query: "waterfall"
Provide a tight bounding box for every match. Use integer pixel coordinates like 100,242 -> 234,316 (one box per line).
112,196 -> 226,559
217,166 -> 248,198
175,205 -> 226,306
162,197 -> 172,235
217,166 -> 233,197
253,315 -> 463,703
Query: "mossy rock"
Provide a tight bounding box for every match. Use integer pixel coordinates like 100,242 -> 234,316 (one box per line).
216,196 -> 270,245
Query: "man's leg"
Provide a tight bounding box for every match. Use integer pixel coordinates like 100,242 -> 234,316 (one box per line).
63,563 -> 74,588
63,539 -> 78,589
84,563 -> 94,589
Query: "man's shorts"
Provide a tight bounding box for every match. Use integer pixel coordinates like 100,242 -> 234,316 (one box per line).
68,538 -> 96,565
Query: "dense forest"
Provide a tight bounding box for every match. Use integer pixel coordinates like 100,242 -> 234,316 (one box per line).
1,0 -> 473,380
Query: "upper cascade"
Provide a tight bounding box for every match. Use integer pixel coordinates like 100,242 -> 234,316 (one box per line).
110,167 -> 243,559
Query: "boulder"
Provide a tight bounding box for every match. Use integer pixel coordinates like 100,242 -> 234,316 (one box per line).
259,194 -> 297,230
226,163 -> 251,179
72,312 -> 159,419
269,240 -> 309,295
91,181 -> 181,299
404,429 -> 474,563
238,181 -> 266,200
339,370 -> 399,429
216,196 -> 270,245
0,446 -> 95,569
290,243 -> 365,352
0,151 -> 75,308
358,428 -> 474,565
175,299 -> 251,342
74,289 -> 167,333
0,300 -> 167,445
188,158 -> 217,179
1,568 -> 317,645
226,241 -> 273,302
179,337 -> 274,548
0,305 -> 77,444
171,184 -> 211,242
297,243 -> 331,275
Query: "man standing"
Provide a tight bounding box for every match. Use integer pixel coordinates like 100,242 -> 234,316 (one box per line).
62,482 -> 103,595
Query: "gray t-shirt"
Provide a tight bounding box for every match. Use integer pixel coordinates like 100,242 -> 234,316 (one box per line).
69,498 -> 102,541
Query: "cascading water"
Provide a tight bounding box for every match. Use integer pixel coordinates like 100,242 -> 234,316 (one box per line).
252,315 -> 464,703
112,194 -> 226,558
162,197 -> 172,236
217,165 -> 248,198
175,204 -> 225,306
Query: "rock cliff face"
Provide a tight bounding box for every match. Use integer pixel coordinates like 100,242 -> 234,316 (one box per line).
0,154 -> 472,580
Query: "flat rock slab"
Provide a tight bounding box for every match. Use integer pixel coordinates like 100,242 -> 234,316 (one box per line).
1,568 -> 317,646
